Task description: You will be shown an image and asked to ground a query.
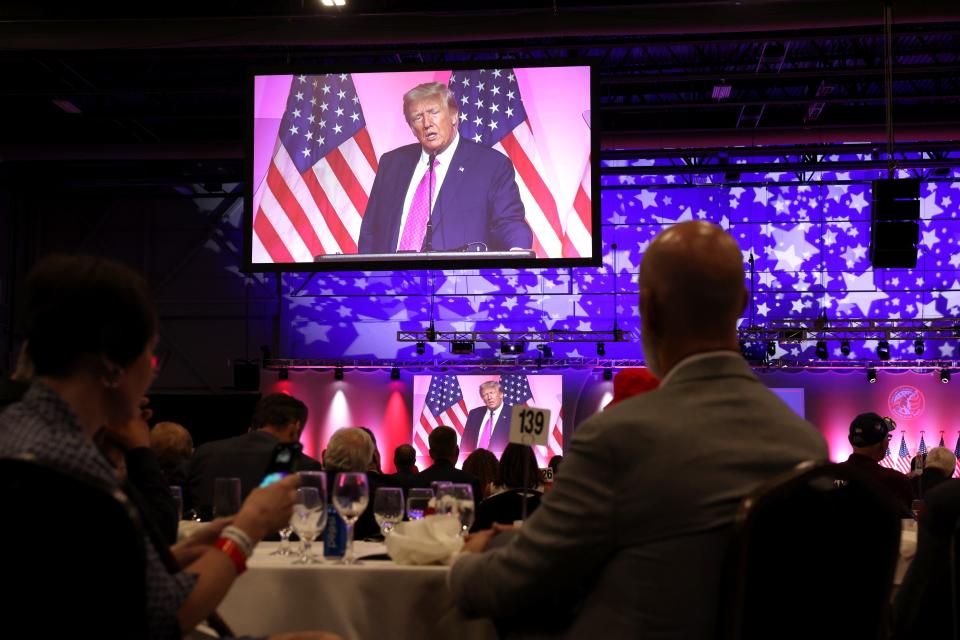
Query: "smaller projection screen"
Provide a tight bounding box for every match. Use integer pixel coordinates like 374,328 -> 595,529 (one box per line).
412,373 -> 564,467
246,63 -> 597,272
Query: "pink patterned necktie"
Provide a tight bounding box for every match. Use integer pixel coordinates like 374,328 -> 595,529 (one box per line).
478,410 -> 494,450
398,158 -> 439,251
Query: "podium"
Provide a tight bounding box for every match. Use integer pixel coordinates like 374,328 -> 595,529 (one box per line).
314,250 -> 537,265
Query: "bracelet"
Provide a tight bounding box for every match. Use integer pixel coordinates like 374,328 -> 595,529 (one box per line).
221,525 -> 255,558
214,538 -> 247,575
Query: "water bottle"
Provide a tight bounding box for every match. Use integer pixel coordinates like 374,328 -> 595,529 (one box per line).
323,504 -> 347,558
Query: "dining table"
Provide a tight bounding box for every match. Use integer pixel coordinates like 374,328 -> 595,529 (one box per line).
216,540 -> 497,640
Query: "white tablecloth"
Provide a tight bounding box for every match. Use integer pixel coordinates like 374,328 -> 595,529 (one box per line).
218,541 -> 496,640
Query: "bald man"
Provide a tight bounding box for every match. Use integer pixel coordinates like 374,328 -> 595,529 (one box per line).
450,221 -> 828,639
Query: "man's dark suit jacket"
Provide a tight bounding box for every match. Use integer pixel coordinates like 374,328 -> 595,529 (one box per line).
185,430 -> 322,519
461,404 -> 512,454
357,138 -> 532,253
412,459 -> 482,505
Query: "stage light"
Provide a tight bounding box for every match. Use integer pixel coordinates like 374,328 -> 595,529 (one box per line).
597,342 -> 606,357
390,367 -> 400,381
320,0 -> 346,6
334,366 -> 344,381
415,341 -> 425,355
501,341 -> 525,356
914,339 -> 925,356
537,344 -> 553,359
940,369 -> 951,384
766,341 -> 776,357
426,322 -> 437,342
877,340 -> 890,361
867,369 -> 878,384
278,368 -> 289,381
451,341 -> 475,355
602,367 -> 613,381
815,340 -> 828,360
840,340 -> 851,356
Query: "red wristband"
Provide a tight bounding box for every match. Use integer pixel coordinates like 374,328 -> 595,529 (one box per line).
214,537 -> 247,575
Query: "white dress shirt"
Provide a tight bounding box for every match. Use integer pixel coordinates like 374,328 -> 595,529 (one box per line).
395,133 -> 461,251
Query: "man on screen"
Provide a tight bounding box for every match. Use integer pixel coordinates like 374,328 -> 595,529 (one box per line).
461,380 -> 512,454
358,82 -> 532,254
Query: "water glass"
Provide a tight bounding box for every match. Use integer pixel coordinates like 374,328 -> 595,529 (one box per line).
212,477 -> 241,519
451,483 -> 475,534
434,483 -> 460,517
406,487 -> 434,520
169,485 -> 183,521
332,472 -> 369,565
290,487 -> 326,564
373,487 -> 404,536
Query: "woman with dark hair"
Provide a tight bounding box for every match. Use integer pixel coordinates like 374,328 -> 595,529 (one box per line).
462,448 -> 499,500
471,444 -> 543,531
0,255 -> 333,639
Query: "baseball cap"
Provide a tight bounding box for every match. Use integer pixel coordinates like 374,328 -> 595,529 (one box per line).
848,412 -> 894,447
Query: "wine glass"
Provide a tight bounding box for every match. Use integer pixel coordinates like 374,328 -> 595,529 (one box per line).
290,487 -> 326,564
406,487 -> 433,520
332,472 -> 369,565
451,483 -> 475,535
434,483 -> 460,517
212,477 -> 241,519
373,487 -> 404,536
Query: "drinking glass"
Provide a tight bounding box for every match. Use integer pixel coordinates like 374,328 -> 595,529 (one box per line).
431,481 -> 453,495
332,472 -> 369,565
434,483 -> 460,517
406,487 -> 434,520
451,483 -> 475,534
373,487 -> 404,536
290,487 -> 326,564
212,477 -> 241,519
169,485 -> 183,522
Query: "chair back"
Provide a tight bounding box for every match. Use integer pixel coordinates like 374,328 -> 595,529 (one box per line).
0,455 -> 148,638
722,460 -> 902,640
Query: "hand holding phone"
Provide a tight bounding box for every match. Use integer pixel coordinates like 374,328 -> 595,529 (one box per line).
260,442 -> 303,487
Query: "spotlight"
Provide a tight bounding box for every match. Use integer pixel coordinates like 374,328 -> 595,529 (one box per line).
940,369 -> 951,384
914,339 -> 924,356
425,322 -> 437,342
766,341 -> 776,357
390,367 -> 400,381
415,341 -> 426,356
877,340 -> 890,361
815,340 -> 828,360
867,368 -> 878,384
597,342 -> 606,357
602,367 -> 613,381
278,368 -> 289,381
500,341 -> 525,356
537,344 -> 553,359
840,340 -> 851,356
334,366 -> 344,381
451,341 -> 475,355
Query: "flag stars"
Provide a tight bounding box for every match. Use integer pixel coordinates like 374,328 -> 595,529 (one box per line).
335,107 -> 344,117
333,123 -> 342,134
337,89 -> 346,100
352,95 -> 359,104
298,74 -> 307,83
508,73 -> 515,82
310,97 -> 317,106
288,124 -> 299,135
292,108 -> 301,118
308,114 -> 316,124
301,147 -> 311,158
319,120 -> 326,128
317,135 -> 325,145
295,91 -> 304,101
490,103 -> 500,113
493,69 -> 502,78
320,102 -> 329,112
460,95 -> 470,105
506,106 -> 514,118
339,73 -> 347,81
322,84 -> 331,94
305,131 -> 314,141
459,112 -> 468,122
488,119 -> 498,131
477,81 -> 485,91
491,85 -> 501,96
475,98 -> 485,109
474,115 -> 483,127
461,77 -> 471,86
350,112 -> 360,122
506,90 -> 515,101
473,133 -> 483,143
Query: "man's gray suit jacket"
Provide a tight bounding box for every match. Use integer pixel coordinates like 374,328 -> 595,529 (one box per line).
449,353 -> 828,639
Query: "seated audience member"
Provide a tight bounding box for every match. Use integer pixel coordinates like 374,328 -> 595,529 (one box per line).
548,454 -> 563,477
463,448 -> 499,500
915,447 -> 956,497
150,420 -> 194,486
473,444 -> 542,531
449,221 -> 828,638
381,443 -> 419,490
839,412 -> 914,514
413,425 -> 483,501
186,393 -> 322,519
323,427 -> 381,539
358,426 -> 384,475
0,254 -> 339,639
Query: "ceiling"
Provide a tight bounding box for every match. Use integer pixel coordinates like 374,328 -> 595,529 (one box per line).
1,0 -> 959,177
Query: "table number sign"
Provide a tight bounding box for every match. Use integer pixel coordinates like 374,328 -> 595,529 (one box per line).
509,405 -> 551,447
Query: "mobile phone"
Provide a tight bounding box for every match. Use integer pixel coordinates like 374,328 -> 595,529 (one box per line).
260,442 -> 303,487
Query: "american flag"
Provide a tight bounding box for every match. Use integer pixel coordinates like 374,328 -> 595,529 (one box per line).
954,432 -> 960,478
939,432 -> 946,448
500,373 -> 563,465
252,73 -> 377,263
894,432 -> 912,475
562,157 -> 592,258
449,69 -> 572,259
879,440 -> 893,469
414,374 -> 469,459
918,432 -> 928,456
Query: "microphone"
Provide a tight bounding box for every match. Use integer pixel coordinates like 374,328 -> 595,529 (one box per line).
422,152 -> 437,253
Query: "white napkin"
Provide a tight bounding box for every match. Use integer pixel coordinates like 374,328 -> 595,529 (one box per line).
385,515 -> 463,565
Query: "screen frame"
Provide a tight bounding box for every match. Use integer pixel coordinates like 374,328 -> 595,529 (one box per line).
243,59 -> 600,273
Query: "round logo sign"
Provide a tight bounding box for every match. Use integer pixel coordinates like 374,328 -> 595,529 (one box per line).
887,385 -> 925,420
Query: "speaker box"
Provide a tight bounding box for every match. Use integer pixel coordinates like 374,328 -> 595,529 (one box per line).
232,359 -> 261,391
870,179 -> 920,268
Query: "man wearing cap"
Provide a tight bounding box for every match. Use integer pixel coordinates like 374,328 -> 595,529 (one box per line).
839,412 -> 914,513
